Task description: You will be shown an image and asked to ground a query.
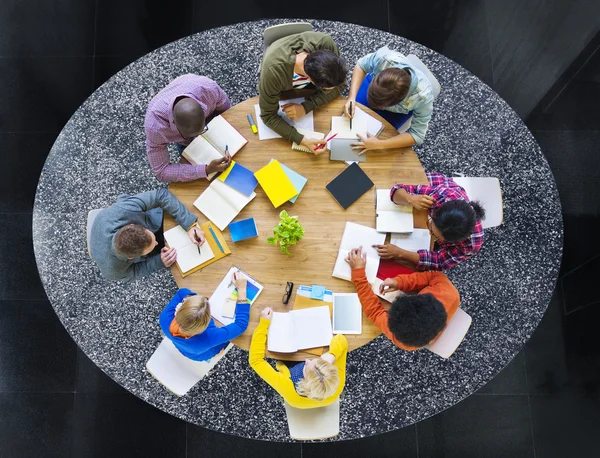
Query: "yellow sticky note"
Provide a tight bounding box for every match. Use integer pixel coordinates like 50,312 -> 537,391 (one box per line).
254,160 -> 298,208
217,160 -> 236,182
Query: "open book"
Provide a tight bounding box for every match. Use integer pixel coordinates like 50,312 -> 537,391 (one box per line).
332,222 -> 386,284
182,115 -> 248,179
376,189 -> 414,233
164,225 -> 215,275
267,306 -> 333,353
327,106 -> 384,149
193,179 -> 256,231
254,98 -> 315,140
390,228 -> 431,252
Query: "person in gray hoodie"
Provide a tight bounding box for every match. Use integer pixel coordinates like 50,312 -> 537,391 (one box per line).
89,188 -> 203,282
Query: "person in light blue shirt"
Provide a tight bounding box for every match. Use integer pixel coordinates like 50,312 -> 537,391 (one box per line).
345,46 -> 435,153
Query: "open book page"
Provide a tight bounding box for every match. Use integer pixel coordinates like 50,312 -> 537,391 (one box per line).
202,115 -> 247,155
341,222 -> 385,260
268,312 -> 298,353
353,106 -> 384,136
372,278 -> 404,303
212,178 -> 256,212
164,226 -> 215,274
182,135 -> 222,167
330,115 -> 368,139
292,127 -> 324,152
193,180 -> 256,231
390,228 -> 431,252
376,189 -> 414,233
254,98 -> 315,140
333,249 -> 379,283
292,306 -> 333,351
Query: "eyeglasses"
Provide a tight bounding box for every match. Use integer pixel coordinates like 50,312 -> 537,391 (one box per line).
427,217 -> 439,241
175,123 -> 208,141
282,281 -> 294,305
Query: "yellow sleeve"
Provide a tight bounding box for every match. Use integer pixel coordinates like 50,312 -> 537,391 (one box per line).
248,318 -> 297,400
328,334 -> 348,389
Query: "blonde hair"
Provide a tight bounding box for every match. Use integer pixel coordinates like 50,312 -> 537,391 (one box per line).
175,295 -> 211,336
296,358 -> 340,400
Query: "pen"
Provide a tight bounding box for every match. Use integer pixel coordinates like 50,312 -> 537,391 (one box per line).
349,101 -> 353,131
193,229 -> 202,254
247,114 -> 258,134
315,133 -> 338,150
209,224 -> 225,253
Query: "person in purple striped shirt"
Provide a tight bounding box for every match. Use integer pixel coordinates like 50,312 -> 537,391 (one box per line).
144,74 -> 233,182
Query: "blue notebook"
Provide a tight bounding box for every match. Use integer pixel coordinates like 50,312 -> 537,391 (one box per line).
219,161 -> 258,197
268,159 -> 307,203
229,218 -> 259,242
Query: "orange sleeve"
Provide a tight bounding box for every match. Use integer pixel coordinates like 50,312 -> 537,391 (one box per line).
351,268 -> 414,351
394,271 -> 441,292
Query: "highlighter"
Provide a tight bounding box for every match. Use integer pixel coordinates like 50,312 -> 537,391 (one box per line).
247,114 -> 258,134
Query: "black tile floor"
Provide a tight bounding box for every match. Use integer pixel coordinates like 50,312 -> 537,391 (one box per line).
0,1 -> 598,456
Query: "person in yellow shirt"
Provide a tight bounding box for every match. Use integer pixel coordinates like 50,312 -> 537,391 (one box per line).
249,307 -> 348,409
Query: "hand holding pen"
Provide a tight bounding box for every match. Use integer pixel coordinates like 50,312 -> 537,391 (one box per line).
187,224 -> 205,252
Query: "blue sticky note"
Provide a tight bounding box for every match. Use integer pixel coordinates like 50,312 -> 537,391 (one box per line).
269,159 -> 307,203
311,285 -> 326,300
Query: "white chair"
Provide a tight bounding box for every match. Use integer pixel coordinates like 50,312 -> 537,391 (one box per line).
284,398 -> 340,440
452,177 -> 504,229
146,338 -> 233,396
86,208 -> 103,258
406,54 -> 442,100
263,22 -> 313,50
425,308 -> 472,358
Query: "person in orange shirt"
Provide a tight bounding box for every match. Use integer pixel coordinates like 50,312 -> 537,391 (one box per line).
345,246 -> 460,350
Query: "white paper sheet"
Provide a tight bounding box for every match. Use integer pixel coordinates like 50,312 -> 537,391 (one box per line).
390,228 -> 432,252
209,267 -> 264,325
254,98 -> 315,140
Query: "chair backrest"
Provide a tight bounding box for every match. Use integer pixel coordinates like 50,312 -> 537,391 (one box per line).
146,338 -> 232,396
86,209 -> 103,259
452,177 -> 504,229
406,54 -> 441,100
263,22 -> 313,50
425,308 -> 472,358
284,398 -> 340,440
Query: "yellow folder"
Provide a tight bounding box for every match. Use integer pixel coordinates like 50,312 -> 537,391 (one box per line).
254,159 -> 298,208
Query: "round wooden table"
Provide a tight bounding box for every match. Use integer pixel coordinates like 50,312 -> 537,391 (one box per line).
165,96 -> 428,361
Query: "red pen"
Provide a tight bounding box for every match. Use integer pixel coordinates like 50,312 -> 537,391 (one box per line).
315,133 -> 338,151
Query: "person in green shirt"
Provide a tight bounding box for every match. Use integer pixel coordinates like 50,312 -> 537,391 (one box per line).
258,31 -> 347,155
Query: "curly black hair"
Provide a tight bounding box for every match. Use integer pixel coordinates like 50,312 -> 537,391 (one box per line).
387,293 -> 448,347
303,50 -> 347,89
432,200 -> 486,243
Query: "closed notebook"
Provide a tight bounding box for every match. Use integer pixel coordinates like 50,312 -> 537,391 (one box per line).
268,159 -> 307,203
218,161 -> 258,196
376,188 -> 414,233
326,162 -> 374,210
254,160 -> 298,208
330,138 -> 365,163
229,218 -> 258,242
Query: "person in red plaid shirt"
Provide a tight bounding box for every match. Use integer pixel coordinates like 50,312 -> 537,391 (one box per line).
144,74 -> 233,182
373,173 -> 486,271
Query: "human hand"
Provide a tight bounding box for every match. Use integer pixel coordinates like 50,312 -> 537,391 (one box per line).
350,132 -> 380,155
281,103 -> 306,120
160,247 -> 177,267
407,194 -> 435,210
300,136 -> 327,155
260,307 -> 273,320
379,278 -> 399,295
233,272 -> 247,298
206,155 -> 231,175
345,246 -> 367,269
372,243 -> 403,260
344,98 -> 356,118
187,225 -> 205,246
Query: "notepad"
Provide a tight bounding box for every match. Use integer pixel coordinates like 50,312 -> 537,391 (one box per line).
331,115 -> 368,139
193,179 -> 256,231
164,225 -> 215,275
332,222 -> 386,284
330,138 -> 365,163
254,98 -> 315,140
326,163 -> 374,210
182,115 -> 248,179
292,127 -> 325,153
268,159 -> 307,203
267,306 -> 333,353
209,267 -> 264,325
229,218 -> 258,242
218,161 -> 258,196
376,188 -> 414,233
390,228 -> 431,251
254,160 -> 298,208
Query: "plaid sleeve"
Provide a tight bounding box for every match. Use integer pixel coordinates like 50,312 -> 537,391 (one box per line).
145,129 -> 207,182
416,228 -> 483,271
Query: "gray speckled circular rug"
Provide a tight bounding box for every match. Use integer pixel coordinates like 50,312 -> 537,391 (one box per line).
33,19 -> 562,441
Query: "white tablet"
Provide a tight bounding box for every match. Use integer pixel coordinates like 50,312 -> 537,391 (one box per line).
332,293 -> 363,335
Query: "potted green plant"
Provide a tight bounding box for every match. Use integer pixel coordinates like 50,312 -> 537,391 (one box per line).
267,210 -> 305,256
